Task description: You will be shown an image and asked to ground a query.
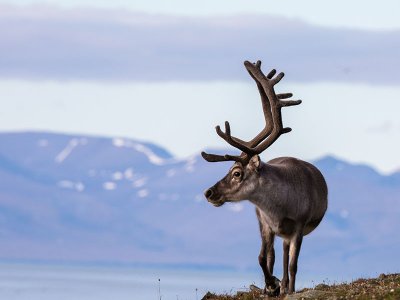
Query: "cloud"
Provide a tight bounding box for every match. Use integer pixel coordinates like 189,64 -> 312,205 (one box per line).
0,5 -> 399,84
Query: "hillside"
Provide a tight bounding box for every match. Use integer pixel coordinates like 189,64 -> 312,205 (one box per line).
0,131 -> 399,281
202,273 -> 400,299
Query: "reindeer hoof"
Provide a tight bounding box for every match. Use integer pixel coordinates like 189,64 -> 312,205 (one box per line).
263,276 -> 281,297
280,281 -> 288,295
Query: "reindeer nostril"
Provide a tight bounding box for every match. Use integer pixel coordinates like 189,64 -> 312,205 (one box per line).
204,189 -> 213,199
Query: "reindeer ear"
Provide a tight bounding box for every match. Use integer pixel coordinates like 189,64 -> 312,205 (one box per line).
248,155 -> 261,171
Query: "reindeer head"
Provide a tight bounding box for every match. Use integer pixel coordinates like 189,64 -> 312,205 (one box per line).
202,60 -> 302,206
204,155 -> 262,207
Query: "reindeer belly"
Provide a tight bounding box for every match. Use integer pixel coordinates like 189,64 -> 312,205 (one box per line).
259,208 -> 325,239
257,208 -> 298,239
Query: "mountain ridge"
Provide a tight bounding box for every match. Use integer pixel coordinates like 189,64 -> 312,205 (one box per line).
0,131 -> 398,281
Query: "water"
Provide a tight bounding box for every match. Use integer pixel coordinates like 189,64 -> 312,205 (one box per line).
0,263 -> 265,300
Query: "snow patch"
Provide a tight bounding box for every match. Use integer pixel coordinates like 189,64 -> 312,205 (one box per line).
103,182 -> 116,191
55,138 -> 87,163
37,139 -> 49,147
112,137 -> 168,165
138,189 -> 149,198
57,180 -> 85,192
124,168 -> 134,180
184,155 -> 196,173
227,203 -> 244,213
112,138 -> 125,147
133,177 -> 147,188
75,182 -> 85,192
112,171 -> 123,181
134,143 -> 165,165
58,180 -> 74,189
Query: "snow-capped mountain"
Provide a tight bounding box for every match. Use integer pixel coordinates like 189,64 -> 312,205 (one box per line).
0,132 -> 399,280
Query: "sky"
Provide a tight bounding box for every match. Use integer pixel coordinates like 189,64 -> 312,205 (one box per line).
0,0 -> 399,173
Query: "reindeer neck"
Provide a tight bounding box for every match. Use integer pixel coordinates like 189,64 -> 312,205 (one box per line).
247,161 -> 284,211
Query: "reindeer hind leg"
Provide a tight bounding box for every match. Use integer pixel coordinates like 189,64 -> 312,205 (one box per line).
281,239 -> 290,294
288,232 -> 303,294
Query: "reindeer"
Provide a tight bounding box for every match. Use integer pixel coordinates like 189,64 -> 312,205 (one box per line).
202,60 -> 328,295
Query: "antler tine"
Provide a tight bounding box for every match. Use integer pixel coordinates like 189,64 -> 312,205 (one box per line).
277,93 -> 293,99
271,72 -> 285,85
277,93 -> 302,107
266,69 -> 276,79
215,121 -> 256,156
201,152 -> 230,162
201,151 -> 247,164
280,99 -> 302,107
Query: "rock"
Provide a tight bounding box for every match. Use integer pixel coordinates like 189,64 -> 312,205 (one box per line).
201,292 -> 216,300
249,284 -> 262,292
379,273 -> 387,280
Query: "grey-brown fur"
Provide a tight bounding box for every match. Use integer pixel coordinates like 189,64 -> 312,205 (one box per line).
202,60 -> 328,295
204,155 -> 327,295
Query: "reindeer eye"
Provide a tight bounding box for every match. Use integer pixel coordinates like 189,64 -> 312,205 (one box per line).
233,171 -> 241,178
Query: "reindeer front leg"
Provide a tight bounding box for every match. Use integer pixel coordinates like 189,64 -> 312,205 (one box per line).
258,226 -> 280,296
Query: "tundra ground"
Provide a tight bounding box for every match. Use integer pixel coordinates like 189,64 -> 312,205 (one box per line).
202,273 -> 400,300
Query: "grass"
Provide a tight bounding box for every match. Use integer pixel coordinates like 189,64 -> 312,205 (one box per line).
201,273 -> 400,300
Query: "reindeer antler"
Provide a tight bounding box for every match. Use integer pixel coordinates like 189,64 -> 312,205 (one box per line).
201,60 -> 301,165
